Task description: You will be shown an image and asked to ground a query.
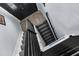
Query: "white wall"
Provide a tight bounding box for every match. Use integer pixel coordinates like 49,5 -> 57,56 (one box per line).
45,3 -> 79,38
0,7 -> 22,56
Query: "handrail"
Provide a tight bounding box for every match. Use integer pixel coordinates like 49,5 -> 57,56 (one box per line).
21,19 -> 41,56
45,12 -> 58,40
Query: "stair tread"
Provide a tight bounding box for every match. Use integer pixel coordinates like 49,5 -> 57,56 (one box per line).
42,33 -> 52,38
39,27 -> 50,32
46,38 -> 55,45
37,20 -> 47,27
37,23 -> 48,30
41,30 -> 51,35
40,29 -> 51,34
38,25 -> 49,31
44,36 -> 54,40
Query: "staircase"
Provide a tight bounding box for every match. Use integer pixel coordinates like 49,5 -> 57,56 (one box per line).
20,11 -> 58,56
36,20 -> 56,45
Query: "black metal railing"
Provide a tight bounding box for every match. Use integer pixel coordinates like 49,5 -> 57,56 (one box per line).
20,19 -> 41,56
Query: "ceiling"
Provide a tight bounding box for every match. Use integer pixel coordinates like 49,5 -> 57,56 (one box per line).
0,3 -> 37,21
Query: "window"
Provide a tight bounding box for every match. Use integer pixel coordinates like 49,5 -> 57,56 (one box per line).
0,15 -> 6,25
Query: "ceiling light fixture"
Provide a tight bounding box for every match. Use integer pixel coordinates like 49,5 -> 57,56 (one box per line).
7,3 -> 17,11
